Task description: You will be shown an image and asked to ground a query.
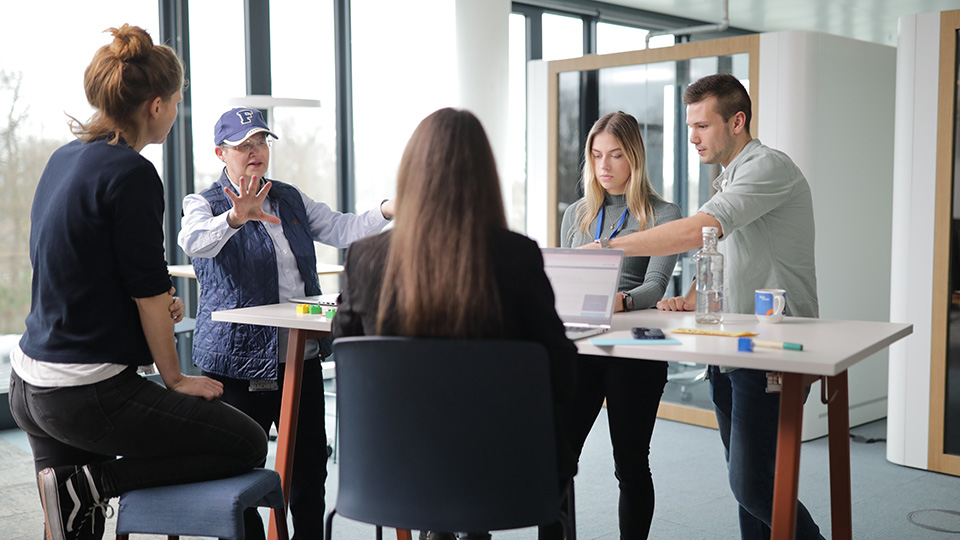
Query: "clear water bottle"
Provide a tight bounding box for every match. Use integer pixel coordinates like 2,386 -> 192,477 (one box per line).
695,226 -> 724,324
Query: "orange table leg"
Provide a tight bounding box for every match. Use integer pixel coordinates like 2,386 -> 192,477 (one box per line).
826,371 -> 852,540
268,328 -> 308,540
396,529 -> 413,540
770,372 -> 805,540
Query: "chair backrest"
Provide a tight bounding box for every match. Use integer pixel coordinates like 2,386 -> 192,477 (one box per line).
331,336 -> 560,533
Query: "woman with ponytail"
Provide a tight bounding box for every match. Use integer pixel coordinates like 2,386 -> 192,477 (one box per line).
10,25 -> 266,540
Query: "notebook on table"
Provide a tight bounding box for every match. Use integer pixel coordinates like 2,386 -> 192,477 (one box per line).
541,247 -> 624,341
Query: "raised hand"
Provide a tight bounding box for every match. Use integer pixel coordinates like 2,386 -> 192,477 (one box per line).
224,175 -> 282,227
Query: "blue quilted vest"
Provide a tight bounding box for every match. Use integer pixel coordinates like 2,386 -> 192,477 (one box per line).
191,172 -> 326,380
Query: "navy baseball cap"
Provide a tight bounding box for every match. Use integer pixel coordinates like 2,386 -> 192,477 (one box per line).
214,107 -> 279,146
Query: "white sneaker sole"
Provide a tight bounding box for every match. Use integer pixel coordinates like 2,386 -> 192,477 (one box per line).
38,468 -> 66,540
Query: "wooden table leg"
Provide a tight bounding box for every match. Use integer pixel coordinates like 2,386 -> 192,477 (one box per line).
771,372 -> 805,540
396,529 -> 413,540
268,328 -> 308,540
827,371 -> 852,540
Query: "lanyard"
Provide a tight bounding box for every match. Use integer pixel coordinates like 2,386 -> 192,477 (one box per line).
594,206 -> 630,241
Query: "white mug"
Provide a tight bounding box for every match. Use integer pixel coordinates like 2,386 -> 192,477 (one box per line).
755,289 -> 787,324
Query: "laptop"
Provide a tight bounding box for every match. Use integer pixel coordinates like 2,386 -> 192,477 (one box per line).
287,293 -> 340,306
541,247 -> 625,341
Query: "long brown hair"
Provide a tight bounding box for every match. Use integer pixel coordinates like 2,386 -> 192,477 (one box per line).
377,108 -> 507,337
70,24 -> 183,147
572,111 -> 662,240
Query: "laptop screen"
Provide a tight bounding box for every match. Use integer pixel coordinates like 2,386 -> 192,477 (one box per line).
541,248 -> 624,326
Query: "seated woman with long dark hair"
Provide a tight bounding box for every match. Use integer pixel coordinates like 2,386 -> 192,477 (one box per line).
333,108 -> 577,540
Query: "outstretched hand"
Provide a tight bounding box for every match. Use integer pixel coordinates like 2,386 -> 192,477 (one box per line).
224,175 -> 282,228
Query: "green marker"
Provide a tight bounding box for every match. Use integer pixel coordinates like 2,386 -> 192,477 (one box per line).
752,339 -> 803,351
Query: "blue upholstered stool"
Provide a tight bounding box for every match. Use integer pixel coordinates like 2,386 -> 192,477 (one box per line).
115,469 -> 289,540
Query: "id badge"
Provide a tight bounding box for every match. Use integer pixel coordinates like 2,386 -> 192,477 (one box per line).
765,372 -> 782,393
249,379 -> 279,392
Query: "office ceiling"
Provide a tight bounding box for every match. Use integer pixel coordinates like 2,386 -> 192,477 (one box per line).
609,0 -> 960,47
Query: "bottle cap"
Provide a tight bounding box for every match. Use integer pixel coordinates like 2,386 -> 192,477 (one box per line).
702,226 -> 719,234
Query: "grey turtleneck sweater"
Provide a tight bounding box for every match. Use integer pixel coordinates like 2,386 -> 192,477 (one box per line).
560,193 -> 682,310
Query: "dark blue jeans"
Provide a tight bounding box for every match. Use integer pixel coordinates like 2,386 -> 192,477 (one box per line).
568,355 -> 667,540
205,357 -> 328,540
9,366 -> 267,498
709,366 -> 825,540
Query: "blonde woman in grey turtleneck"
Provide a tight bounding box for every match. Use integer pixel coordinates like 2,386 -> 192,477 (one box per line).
559,111 -> 680,540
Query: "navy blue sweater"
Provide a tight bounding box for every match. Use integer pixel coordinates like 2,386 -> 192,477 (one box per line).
20,138 -> 172,365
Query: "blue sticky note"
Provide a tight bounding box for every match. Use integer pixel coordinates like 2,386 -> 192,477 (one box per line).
588,337 -> 682,346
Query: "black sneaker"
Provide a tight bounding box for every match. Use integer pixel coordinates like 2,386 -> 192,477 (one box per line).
38,465 -> 109,540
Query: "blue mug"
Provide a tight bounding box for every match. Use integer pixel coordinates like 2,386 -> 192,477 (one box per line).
755,289 -> 786,323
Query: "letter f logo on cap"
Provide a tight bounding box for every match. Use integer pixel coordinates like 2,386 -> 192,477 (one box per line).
236,109 -> 255,125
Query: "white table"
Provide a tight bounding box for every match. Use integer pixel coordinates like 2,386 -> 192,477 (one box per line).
577,310 -> 912,540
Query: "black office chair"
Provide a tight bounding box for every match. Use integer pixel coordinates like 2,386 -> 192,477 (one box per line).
326,336 -> 575,540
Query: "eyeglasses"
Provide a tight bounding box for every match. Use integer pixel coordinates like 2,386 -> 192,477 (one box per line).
225,138 -> 272,153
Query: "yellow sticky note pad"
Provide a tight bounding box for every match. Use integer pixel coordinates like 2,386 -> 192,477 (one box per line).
671,327 -> 757,337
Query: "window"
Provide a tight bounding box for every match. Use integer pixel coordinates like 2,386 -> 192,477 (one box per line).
542,13 -> 584,61
597,21 -> 675,54
507,12 -> 529,232
188,1 -> 245,191
351,0 -> 458,220
269,0 -> 339,292
0,3 -> 159,401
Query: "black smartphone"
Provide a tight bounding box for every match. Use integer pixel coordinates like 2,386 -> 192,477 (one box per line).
631,327 -> 666,340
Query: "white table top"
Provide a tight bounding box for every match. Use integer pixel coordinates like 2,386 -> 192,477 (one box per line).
211,302 -> 334,332
169,263 -> 344,279
210,304 -> 913,377
576,310 -> 913,377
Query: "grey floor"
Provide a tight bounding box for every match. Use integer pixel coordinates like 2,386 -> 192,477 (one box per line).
2,405 -> 960,540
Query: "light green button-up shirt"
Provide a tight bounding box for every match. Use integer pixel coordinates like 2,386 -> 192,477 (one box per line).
699,138 -> 819,319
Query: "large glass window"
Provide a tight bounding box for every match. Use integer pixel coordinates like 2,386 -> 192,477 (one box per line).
507,12 -> 529,232
269,0 -> 338,293
0,4 -> 159,399
596,22 -> 676,54
945,31 -> 960,456
188,1 -> 245,191
351,0 -> 457,221
542,13 -> 584,61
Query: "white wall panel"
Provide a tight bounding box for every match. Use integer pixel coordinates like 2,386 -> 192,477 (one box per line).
888,11 -> 941,469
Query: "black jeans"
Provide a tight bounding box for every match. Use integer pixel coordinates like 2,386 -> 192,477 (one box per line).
567,355 -> 667,540
205,357 -> 328,540
9,366 -> 267,498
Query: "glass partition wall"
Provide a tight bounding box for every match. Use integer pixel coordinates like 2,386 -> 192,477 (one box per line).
546,36 -> 759,427
932,10 -> 960,475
